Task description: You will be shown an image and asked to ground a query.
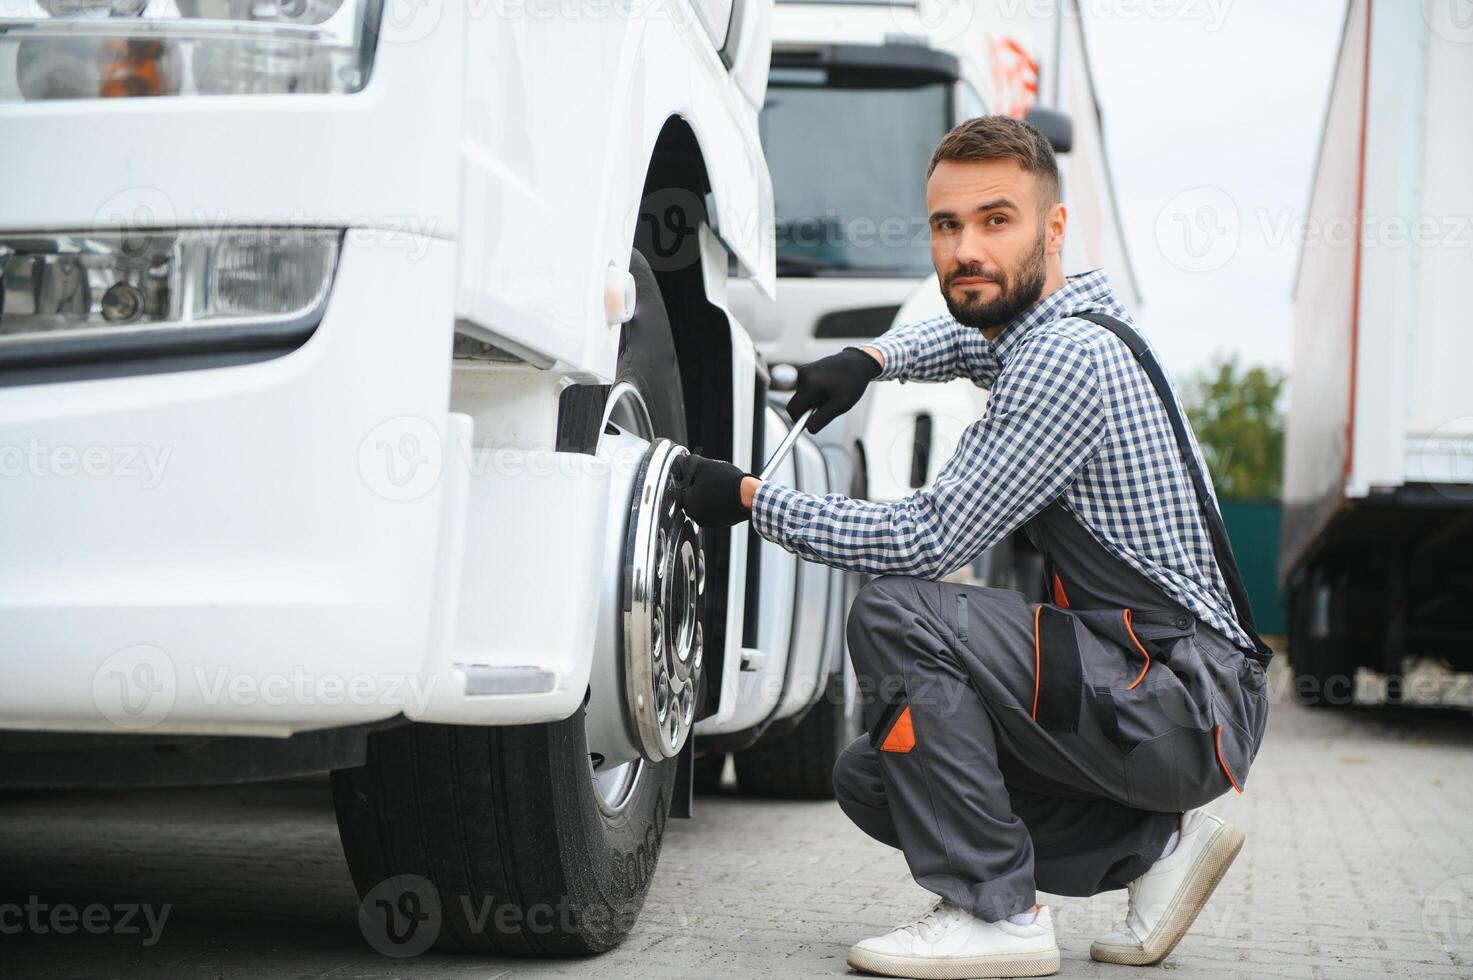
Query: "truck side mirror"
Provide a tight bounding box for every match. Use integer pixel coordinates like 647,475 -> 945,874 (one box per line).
1025,107 -> 1074,154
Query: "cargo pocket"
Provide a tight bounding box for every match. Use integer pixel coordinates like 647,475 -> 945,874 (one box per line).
1030,605 -> 1083,733
1098,675 -> 1210,750
1192,635 -> 1268,796
1071,608 -> 1221,810
1123,727 -> 1219,812
868,688 -> 915,754
1211,690 -> 1263,797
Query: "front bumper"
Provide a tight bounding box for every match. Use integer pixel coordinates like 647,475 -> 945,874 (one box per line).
0,233 -> 468,736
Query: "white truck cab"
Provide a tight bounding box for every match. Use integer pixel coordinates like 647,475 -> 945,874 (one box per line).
0,0 -> 845,955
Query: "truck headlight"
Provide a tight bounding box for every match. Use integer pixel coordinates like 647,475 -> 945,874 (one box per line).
0,229 -> 341,346
1,0 -> 385,102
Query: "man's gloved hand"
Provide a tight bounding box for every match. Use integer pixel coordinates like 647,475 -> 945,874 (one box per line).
786,346 -> 883,433
670,453 -> 753,527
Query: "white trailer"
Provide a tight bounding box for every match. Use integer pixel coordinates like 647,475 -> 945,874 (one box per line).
0,0 -> 846,955
1283,0 -> 1473,702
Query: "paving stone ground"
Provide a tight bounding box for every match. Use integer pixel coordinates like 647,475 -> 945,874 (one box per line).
2,656 -> 1472,979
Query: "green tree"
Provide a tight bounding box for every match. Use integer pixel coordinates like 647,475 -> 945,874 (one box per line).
1182,354 -> 1286,501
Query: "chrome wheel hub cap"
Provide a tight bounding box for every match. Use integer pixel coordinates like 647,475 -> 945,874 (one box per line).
623,438 -> 705,761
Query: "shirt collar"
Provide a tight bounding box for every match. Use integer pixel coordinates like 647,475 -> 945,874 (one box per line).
987,268 -> 1123,364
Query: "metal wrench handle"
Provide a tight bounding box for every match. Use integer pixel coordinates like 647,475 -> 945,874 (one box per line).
758,407 -> 816,481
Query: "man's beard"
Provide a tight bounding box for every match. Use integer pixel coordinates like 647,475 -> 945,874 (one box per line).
942,228 -> 1048,331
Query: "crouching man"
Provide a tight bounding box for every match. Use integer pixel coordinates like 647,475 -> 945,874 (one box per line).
672,115 -> 1271,979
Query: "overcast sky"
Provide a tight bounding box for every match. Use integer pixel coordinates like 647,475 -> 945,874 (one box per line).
1079,0 -> 1350,380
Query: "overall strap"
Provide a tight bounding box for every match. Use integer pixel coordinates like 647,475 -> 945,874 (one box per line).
1074,311 -> 1274,666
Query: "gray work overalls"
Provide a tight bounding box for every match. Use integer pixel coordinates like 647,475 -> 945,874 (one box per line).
833,496 -> 1272,923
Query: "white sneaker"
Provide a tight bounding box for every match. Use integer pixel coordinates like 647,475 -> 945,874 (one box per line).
1090,807 -> 1246,965
846,897 -> 1060,979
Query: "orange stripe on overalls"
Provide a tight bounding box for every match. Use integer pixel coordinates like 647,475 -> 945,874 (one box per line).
881,707 -> 916,753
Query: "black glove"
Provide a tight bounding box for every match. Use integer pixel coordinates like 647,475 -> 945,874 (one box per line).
786,346 -> 883,433
670,453 -> 753,528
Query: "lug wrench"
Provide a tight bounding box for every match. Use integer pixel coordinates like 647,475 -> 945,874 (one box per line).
758,407 -> 816,481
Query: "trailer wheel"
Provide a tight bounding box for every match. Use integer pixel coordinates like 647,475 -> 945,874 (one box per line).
1288,574 -> 1340,708
332,249 -> 689,955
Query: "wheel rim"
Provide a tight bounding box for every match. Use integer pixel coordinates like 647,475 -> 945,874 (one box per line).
585,381 -> 705,812
622,438 -> 705,761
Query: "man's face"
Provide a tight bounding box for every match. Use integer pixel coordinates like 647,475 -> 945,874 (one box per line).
926,157 -> 1057,332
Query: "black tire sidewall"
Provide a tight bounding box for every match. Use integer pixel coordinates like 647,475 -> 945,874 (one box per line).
515,247 -> 689,948
501,708 -> 673,950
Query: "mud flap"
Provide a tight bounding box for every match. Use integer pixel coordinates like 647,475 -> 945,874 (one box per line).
669,735 -> 695,818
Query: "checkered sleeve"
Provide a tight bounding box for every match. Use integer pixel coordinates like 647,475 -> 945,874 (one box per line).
751,334 -> 1107,578
864,314 -> 1001,388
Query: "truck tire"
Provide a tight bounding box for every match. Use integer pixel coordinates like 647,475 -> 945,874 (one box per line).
332,249 -> 687,955
332,717 -> 674,955
732,667 -> 861,798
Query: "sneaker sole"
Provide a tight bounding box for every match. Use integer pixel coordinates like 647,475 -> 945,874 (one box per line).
1089,820 -> 1246,966
846,945 -> 1060,979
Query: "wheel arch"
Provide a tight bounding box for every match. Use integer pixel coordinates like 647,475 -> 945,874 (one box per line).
632,114 -> 747,722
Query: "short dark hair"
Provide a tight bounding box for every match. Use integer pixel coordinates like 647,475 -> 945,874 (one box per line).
926,115 -> 1060,212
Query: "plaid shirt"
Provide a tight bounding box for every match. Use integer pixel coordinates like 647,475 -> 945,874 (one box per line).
751,268 -> 1255,654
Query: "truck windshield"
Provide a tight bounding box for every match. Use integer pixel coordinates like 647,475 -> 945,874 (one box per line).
762,66 -> 949,278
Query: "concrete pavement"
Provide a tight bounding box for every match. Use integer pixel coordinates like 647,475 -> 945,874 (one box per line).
2,656 -> 1471,978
